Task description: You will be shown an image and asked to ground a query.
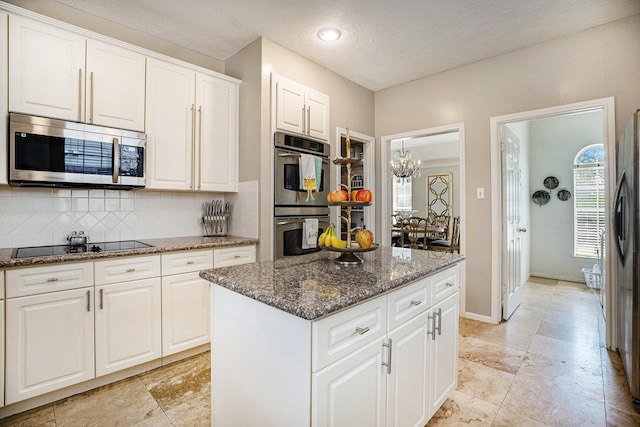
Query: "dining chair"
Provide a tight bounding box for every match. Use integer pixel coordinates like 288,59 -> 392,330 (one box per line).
391,214 -> 405,247
406,216 -> 428,249
427,216 -> 460,253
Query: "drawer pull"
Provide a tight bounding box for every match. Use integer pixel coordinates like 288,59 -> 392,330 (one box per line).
355,327 -> 369,335
47,277 -> 59,282
234,255 -> 241,259
446,282 -> 456,288
186,261 -> 195,265
126,268 -> 136,272
410,300 -> 422,306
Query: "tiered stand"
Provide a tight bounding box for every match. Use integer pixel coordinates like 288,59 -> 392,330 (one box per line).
322,129 -> 378,265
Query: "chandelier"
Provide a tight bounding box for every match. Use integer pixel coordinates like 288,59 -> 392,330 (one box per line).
390,141 -> 421,183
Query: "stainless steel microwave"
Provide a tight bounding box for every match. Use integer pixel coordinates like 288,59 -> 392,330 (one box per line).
8,113 -> 146,190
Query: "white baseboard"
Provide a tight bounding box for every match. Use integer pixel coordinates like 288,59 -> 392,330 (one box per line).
461,311 -> 496,324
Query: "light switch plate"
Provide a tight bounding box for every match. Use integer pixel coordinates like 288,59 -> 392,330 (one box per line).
476,187 -> 485,199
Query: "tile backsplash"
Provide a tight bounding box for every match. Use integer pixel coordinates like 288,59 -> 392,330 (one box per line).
0,181 -> 259,249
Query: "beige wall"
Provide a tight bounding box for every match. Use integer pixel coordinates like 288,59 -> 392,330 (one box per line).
375,14 -> 640,317
2,0 -> 225,73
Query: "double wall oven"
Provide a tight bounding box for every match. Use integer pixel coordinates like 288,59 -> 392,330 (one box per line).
274,132 -> 330,259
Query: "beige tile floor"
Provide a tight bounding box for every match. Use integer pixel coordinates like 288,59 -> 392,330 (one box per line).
2,277 -> 639,426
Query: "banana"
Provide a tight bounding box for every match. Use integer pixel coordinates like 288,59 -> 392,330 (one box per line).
318,229 -> 329,246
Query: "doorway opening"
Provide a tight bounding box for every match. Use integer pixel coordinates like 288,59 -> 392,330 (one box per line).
490,97 -> 616,348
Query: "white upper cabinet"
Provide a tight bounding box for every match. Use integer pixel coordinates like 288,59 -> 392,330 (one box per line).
85,39 -> 146,131
0,12 -> 8,186
9,15 -> 146,132
196,74 -> 238,192
274,74 -> 330,141
146,58 -> 239,192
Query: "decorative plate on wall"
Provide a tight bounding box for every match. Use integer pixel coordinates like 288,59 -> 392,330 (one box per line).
543,176 -> 559,190
532,190 -> 551,206
557,189 -> 572,201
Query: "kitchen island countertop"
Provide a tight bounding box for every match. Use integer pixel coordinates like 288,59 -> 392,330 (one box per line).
0,235 -> 259,269
200,247 -> 464,320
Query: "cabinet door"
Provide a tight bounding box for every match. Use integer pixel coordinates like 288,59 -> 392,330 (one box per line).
95,278 -> 162,376
387,311 -> 430,427
5,288 -> 95,404
145,58 -> 196,190
86,39 -> 146,131
0,300 -> 4,408
275,77 -> 306,135
161,272 -> 211,356
0,12 -> 7,186
305,87 -> 330,141
196,74 -> 239,192
312,338 -> 387,427
428,292 -> 459,416
9,15 -> 85,121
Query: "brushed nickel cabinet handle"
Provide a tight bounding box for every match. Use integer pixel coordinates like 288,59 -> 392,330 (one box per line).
306,105 -> 311,135
126,268 -> 136,272
186,261 -> 195,265
197,105 -> 203,190
99,288 -> 104,310
446,282 -> 456,288
190,104 -> 196,190
46,277 -> 59,282
355,327 -> 369,335
301,106 -> 305,134
429,312 -> 437,340
78,68 -> 83,122
410,300 -> 422,306
86,290 -> 91,312
89,71 -> 94,123
436,307 -> 442,336
381,339 -> 392,374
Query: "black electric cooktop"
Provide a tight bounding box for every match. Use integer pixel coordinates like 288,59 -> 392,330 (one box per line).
12,240 -> 153,259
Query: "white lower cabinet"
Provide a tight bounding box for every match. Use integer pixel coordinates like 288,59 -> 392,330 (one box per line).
5,287 -> 95,404
313,337 -> 387,427
161,249 -> 214,356
95,278 -> 162,376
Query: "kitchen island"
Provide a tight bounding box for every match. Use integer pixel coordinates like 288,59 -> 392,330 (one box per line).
201,247 -> 464,427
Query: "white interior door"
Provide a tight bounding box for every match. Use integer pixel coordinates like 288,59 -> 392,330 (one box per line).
502,126 -> 523,320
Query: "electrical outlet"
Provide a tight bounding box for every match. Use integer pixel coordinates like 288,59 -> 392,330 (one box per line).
477,187 -> 485,199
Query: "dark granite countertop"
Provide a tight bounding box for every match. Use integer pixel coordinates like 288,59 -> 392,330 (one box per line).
0,235 -> 259,269
200,247 -> 464,321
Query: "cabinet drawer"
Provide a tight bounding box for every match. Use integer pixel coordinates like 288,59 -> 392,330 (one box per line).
6,262 -> 94,298
213,245 -> 256,268
162,250 -> 214,275
312,295 -> 387,372
387,276 -> 431,331
95,255 -> 161,285
432,265 -> 460,304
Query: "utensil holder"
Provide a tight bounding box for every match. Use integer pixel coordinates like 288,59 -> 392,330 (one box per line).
202,214 -> 229,237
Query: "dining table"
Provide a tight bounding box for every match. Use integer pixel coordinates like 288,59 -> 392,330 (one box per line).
391,224 -> 446,248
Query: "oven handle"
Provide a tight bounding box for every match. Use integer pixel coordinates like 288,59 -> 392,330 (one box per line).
276,219 -> 306,226
278,153 -> 301,158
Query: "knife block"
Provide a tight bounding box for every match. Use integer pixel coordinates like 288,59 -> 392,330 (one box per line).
202,214 -> 229,237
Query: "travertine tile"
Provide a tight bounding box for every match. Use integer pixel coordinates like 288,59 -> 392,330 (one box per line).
426,390 -> 498,426
54,377 -> 159,427
527,277 -> 558,286
456,359 -> 515,406
458,336 -> 526,375
501,375 -> 606,426
132,407 -> 173,426
528,334 -> 602,370
0,404 -> 56,427
164,388 -> 211,427
492,406 -> 551,427
605,404 -> 640,426
140,353 -> 210,412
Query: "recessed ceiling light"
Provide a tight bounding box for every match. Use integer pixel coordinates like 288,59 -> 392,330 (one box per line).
317,28 -> 341,42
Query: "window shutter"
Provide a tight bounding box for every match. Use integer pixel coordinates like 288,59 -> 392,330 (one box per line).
573,165 -> 605,258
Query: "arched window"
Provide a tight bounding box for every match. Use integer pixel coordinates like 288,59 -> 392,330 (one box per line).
573,144 -> 605,258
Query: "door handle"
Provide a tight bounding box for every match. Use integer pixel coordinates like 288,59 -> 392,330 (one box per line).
518,228 -> 527,232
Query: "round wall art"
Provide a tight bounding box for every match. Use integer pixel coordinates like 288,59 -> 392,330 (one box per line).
543,176 -> 559,190
557,189 -> 571,201
532,190 -> 551,206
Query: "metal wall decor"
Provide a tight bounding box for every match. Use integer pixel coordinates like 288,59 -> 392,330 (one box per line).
427,173 -> 452,218
532,176 -> 570,205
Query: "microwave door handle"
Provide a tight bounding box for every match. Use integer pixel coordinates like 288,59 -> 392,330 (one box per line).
112,137 -> 120,184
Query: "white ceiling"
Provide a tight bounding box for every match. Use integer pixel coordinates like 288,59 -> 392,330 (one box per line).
54,0 -> 640,91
